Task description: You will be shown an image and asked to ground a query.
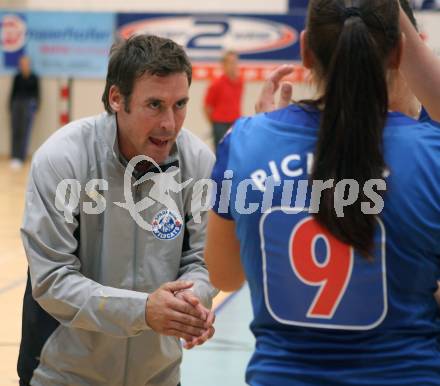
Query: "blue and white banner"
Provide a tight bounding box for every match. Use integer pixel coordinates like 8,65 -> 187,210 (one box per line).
3,8 -> 435,79
288,0 -> 309,11
117,13 -> 305,63
0,11 -> 114,77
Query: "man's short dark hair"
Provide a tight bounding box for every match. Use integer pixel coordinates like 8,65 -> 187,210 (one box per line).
102,34 -> 192,114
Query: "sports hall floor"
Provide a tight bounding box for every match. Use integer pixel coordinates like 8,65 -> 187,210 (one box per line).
0,159 -> 255,386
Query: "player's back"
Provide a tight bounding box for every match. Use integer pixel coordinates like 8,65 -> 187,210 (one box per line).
215,104 -> 440,385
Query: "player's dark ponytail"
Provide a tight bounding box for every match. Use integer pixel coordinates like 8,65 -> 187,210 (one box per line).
306,0 -> 400,256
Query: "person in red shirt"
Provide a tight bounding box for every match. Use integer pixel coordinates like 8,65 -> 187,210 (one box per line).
204,50 -> 243,148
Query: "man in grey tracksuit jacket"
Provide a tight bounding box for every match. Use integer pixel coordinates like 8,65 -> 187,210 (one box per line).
18,111 -> 217,386
18,35 -> 217,386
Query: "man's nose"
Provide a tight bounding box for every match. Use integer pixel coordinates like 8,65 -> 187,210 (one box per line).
160,108 -> 176,132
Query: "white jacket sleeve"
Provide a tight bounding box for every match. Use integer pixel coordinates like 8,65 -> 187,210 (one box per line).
21,153 -> 150,337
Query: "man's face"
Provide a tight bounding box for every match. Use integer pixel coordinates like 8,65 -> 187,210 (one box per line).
19,56 -> 31,75
112,72 -> 189,164
223,53 -> 239,79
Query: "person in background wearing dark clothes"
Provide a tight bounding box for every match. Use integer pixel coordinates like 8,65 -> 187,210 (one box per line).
204,50 -> 243,149
9,55 -> 40,170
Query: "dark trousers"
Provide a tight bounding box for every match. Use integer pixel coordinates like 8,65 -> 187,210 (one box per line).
212,121 -> 233,149
10,98 -> 37,161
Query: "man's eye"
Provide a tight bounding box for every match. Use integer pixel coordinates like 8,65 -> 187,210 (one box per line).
176,100 -> 188,109
148,101 -> 161,109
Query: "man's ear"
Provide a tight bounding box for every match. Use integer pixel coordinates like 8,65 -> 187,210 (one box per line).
389,32 -> 404,70
300,30 -> 314,70
108,85 -> 123,112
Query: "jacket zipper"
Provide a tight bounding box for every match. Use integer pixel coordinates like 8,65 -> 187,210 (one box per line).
122,182 -> 140,386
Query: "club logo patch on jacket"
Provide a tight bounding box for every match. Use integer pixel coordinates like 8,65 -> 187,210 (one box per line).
152,209 -> 183,240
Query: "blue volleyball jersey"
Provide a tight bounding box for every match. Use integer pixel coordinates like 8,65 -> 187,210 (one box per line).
211,105 -> 440,386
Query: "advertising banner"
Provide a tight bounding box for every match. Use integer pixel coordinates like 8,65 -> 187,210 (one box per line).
0,11 -> 114,77
116,12 -> 307,81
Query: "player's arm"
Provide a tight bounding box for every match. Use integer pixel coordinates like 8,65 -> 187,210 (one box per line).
399,4 -> 440,122
203,129 -> 244,291
205,211 -> 245,292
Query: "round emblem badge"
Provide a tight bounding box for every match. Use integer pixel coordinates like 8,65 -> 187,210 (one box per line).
151,210 -> 183,240
1,14 -> 27,53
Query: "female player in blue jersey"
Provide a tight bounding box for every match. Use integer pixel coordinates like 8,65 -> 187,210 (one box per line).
205,0 -> 440,385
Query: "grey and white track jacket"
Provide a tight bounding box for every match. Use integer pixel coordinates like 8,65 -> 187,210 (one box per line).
18,112 -> 217,386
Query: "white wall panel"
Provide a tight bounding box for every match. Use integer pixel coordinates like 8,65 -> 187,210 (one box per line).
0,0 -> 287,13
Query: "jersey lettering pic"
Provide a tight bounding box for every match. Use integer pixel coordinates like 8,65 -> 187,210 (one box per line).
251,152 -> 314,192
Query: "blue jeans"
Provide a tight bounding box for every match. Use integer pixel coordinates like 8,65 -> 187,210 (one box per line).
10,98 -> 37,161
